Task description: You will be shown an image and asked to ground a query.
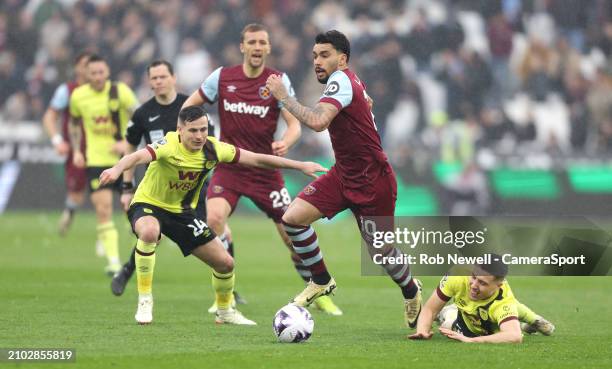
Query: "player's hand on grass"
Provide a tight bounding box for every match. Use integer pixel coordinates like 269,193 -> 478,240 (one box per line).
439,327 -> 472,343
73,151 -> 85,168
99,167 -> 121,186
120,193 -> 134,212
271,140 -> 288,156
408,331 -> 433,340
301,162 -> 328,178
265,74 -> 288,101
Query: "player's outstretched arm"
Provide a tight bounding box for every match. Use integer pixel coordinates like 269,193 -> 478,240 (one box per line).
441,318 -> 523,344
99,148 -> 153,186
237,149 -> 328,178
409,290 -> 446,340
266,74 -> 339,132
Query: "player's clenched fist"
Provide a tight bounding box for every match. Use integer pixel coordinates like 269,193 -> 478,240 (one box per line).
99,167 -> 121,186
265,74 -> 288,101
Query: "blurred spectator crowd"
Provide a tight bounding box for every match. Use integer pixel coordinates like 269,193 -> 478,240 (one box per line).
1,0 -> 611,162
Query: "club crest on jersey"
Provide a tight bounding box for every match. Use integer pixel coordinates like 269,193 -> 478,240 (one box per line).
212,185 -> 224,194
323,81 -> 340,96
227,85 -> 237,93
259,86 -> 271,99
303,185 -> 316,195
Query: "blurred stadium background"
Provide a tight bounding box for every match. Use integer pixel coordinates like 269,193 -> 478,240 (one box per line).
0,0 -> 611,216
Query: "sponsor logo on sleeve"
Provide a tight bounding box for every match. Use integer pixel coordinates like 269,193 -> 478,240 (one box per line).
323,81 -> 340,96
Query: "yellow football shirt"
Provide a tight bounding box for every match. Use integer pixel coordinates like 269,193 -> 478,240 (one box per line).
437,275 -> 519,336
70,81 -> 138,167
132,132 -> 239,213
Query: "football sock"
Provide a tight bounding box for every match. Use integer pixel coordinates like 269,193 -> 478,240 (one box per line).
282,221 -> 331,285
135,239 -> 156,295
378,246 -> 418,298
65,197 -> 79,216
212,270 -> 235,310
517,302 -> 538,324
97,221 -> 120,266
227,240 -> 235,258
291,253 -> 312,283
219,234 -> 230,253
126,245 -> 136,272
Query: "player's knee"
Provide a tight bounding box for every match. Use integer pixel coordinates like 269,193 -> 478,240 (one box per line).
216,254 -> 234,274
137,224 -> 160,243
206,211 -> 226,234
281,212 -> 304,227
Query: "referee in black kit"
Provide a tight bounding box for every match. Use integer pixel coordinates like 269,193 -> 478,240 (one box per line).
111,60 -> 244,305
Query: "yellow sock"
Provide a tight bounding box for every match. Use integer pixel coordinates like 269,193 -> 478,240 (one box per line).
212,271 -> 234,309
97,221 -> 119,266
135,239 -> 157,295
517,302 -> 538,324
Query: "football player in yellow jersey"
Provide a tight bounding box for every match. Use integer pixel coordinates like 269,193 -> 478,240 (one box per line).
69,54 -> 139,276
98,106 -> 327,325
409,259 -> 554,343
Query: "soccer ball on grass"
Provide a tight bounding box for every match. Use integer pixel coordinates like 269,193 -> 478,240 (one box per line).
273,304 -> 314,343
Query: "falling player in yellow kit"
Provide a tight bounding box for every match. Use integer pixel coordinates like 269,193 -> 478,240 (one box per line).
409,259 -> 554,343
99,106 -> 327,325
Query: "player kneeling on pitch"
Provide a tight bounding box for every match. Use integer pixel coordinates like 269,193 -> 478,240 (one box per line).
99,105 -> 327,325
409,258 -> 554,343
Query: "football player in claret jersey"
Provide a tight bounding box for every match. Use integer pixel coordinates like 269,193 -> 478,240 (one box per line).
182,23 -> 342,315
266,30 -> 423,328
98,106 -> 327,325
409,260 -> 555,342
42,51 -> 91,236
69,54 -> 139,275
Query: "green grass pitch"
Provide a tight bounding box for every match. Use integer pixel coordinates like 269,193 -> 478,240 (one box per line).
1,211 -> 611,369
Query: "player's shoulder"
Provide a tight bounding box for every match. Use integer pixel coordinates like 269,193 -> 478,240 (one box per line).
115,81 -> 136,94
71,83 -> 90,98
263,66 -> 284,77
175,93 -> 189,105
219,64 -> 242,78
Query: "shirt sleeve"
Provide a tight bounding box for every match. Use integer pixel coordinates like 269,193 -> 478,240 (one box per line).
318,70 -> 353,111
49,83 -> 69,111
199,67 -> 222,103
436,275 -> 460,302
213,138 -> 240,164
278,73 -> 295,109
118,83 -> 139,113
125,110 -> 143,146
145,134 -> 172,161
491,301 -> 519,326
69,91 -> 81,118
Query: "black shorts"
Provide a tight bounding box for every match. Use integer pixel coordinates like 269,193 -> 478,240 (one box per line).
127,202 -> 216,256
86,167 -> 122,193
451,312 -> 480,338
